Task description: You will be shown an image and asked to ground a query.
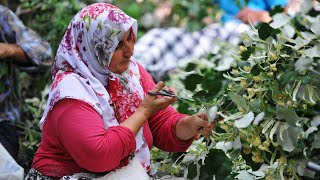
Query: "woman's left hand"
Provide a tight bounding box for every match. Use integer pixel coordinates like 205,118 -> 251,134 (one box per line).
195,112 -> 216,137
236,8 -> 272,24
175,111 -> 216,141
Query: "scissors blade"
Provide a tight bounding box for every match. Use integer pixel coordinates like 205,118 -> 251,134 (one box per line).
147,91 -> 176,97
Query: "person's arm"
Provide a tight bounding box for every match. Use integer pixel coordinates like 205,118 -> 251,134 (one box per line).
148,107 -> 215,151
236,8 -> 272,24
119,81 -> 176,135
236,0 -> 288,24
148,106 -> 195,152
0,43 -> 28,64
175,112 -> 214,140
54,99 -> 136,172
0,6 -> 52,70
54,85 -> 178,172
137,63 -> 214,151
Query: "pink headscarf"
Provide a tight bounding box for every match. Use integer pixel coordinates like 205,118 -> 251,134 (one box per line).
40,3 -> 151,171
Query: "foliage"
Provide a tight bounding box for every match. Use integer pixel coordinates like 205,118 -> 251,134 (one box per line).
166,1 -> 320,179
19,0 -> 88,53
16,85 -> 50,170
168,0 -> 220,31
5,0 -> 319,178
16,0 -> 219,54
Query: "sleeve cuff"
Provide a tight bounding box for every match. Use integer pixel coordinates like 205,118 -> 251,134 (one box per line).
170,115 -> 196,151
108,126 -> 137,158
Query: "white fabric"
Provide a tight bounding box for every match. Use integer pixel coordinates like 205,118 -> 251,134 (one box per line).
133,21 -> 249,81
61,158 -> 149,180
0,143 -> 24,180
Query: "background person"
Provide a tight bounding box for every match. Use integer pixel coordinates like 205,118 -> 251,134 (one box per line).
215,0 -> 288,24
0,4 -> 52,161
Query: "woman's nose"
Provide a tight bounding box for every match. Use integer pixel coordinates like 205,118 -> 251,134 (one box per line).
123,41 -> 133,57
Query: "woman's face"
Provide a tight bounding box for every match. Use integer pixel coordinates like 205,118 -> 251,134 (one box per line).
109,29 -> 134,74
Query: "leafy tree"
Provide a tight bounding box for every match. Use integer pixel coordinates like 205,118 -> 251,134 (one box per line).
167,1 -> 320,179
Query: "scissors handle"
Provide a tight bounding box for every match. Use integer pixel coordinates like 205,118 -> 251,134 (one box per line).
148,89 -> 193,102
161,89 -> 175,95
147,91 -> 176,97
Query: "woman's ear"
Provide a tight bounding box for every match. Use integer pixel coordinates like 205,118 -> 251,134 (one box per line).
130,27 -> 136,43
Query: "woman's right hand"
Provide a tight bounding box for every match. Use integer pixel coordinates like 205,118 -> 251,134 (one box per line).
138,81 -> 177,118
121,81 -> 177,135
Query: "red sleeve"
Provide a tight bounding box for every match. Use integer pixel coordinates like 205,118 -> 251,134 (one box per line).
54,99 -> 136,172
138,63 -> 194,152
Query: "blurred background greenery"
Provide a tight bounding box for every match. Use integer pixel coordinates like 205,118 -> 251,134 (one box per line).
7,0 -> 219,53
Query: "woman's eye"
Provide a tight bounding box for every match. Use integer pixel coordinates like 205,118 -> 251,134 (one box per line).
115,42 -> 123,50
127,35 -> 132,41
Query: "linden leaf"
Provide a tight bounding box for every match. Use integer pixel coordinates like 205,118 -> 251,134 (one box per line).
277,125 -> 298,152
235,111 -> 254,128
312,132 -> 320,149
270,13 -> 291,29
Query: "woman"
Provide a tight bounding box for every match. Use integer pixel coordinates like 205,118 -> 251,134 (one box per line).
26,3 -> 214,179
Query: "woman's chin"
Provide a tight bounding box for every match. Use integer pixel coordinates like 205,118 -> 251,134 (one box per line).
115,65 -> 130,74
122,61 -> 130,70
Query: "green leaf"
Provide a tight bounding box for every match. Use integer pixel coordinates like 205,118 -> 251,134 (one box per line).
250,64 -> 260,76
199,149 -> 233,180
177,102 -> 193,114
295,57 -> 313,72
277,125 -> 299,152
234,111 -> 254,128
270,13 -> 291,29
297,85 -> 320,104
297,164 -> 316,179
234,170 -> 255,180
123,3 -> 141,19
260,72 -> 273,81
241,46 -> 255,60
202,73 -> 223,96
276,107 -> 298,126
269,5 -> 285,16
249,98 -> 260,113
311,20 -> 320,35
293,32 -> 316,50
311,115 -> 320,127
228,92 -> 249,112
183,74 -> 203,91
187,162 -> 198,179
304,45 -> 320,58
258,23 -> 281,40
185,63 -> 197,72
312,132 -> 320,149
279,70 -> 298,86
282,24 -> 295,38
193,90 -> 209,103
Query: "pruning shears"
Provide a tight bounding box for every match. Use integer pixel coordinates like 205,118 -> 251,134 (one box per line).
148,88 -> 190,101
148,89 -> 177,98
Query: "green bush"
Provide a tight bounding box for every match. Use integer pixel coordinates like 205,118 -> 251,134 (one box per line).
167,2 -> 320,179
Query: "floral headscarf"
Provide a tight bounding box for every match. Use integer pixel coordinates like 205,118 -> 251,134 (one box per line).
40,3 -> 151,172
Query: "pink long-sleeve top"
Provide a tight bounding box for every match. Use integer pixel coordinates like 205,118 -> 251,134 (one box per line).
32,64 -> 194,178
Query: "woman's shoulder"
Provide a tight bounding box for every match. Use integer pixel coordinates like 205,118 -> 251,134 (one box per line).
52,98 -> 98,116
44,98 -> 101,131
